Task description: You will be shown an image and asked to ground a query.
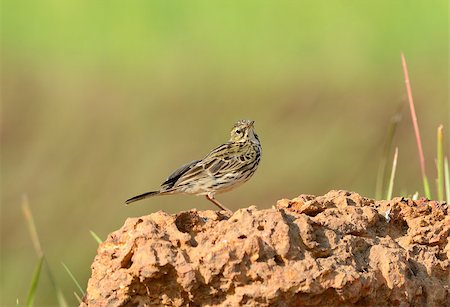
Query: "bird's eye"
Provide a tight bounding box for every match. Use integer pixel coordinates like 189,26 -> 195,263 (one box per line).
236,129 -> 242,134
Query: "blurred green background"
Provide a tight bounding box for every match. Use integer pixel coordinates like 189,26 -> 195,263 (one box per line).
1,1 -> 448,305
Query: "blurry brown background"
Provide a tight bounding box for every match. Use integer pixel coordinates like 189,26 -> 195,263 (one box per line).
1,1 -> 448,305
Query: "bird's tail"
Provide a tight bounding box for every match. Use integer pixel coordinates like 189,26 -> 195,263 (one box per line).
125,190 -> 160,205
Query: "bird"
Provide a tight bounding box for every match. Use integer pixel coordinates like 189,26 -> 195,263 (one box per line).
125,119 -> 261,212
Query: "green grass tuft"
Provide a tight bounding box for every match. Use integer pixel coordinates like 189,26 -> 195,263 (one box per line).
25,256 -> 44,307
375,110 -> 401,200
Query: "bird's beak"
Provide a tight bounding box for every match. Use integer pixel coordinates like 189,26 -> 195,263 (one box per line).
248,120 -> 255,127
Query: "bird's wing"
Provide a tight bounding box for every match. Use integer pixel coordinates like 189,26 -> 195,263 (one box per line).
161,159 -> 201,190
200,142 -> 254,175
164,142 -> 256,190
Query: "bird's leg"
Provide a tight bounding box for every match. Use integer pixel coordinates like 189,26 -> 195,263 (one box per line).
206,194 -> 232,213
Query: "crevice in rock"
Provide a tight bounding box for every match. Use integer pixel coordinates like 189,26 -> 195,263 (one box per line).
120,246 -> 134,269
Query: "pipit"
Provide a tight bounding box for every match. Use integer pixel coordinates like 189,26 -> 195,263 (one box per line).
125,119 -> 261,212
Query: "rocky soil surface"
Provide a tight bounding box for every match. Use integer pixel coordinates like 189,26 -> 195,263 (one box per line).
81,190 -> 449,306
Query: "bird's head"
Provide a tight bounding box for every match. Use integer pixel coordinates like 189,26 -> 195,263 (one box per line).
229,119 -> 259,143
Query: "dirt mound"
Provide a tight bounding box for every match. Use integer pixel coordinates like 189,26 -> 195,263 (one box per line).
81,190 -> 449,306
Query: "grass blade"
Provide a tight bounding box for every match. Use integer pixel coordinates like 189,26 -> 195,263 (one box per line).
21,195 -> 43,257
52,283 -> 69,307
386,147 -> 399,200
437,125 -> 445,201
375,110 -> 402,199
62,262 -> 85,296
74,292 -> 83,304
90,230 -> 103,244
22,197 -> 69,307
401,53 -> 431,199
445,157 -> 450,203
26,256 -> 44,307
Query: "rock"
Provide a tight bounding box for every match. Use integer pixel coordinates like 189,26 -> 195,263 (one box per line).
81,190 -> 450,306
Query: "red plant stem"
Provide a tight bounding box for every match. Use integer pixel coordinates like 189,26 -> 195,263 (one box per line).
401,53 -> 430,198
401,53 -> 426,176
